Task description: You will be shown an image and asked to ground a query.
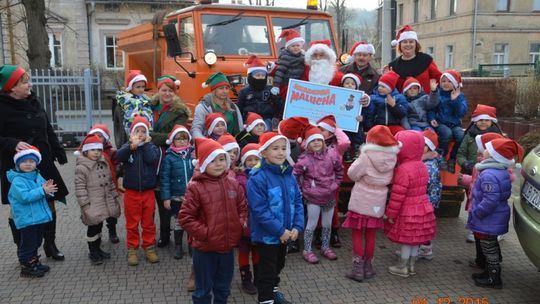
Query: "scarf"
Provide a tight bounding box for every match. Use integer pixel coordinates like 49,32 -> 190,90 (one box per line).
475,158 -> 510,171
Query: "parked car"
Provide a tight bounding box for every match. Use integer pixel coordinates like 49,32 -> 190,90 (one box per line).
513,143 -> 540,270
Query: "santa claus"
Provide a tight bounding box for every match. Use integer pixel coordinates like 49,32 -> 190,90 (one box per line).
303,40 -> 343,86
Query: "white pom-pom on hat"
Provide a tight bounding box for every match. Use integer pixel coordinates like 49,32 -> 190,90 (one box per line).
175,79 -> 181,87
201,82 -> 208,89
391,39 -> 398,47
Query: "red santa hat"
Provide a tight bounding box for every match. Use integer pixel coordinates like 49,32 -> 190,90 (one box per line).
157,75 -> 181,90
259,132 -> 290,155
279,29 -> 305,49
441,69 -> 463,88
278,116 -> 310,141
402,77 -> 422,94
391,25 -> 418,47
303,125 -> 325,148
245,112 -> 266,133
125,70 -> 147,92
194,138 -> 230,173
130,115 -> 150,136
363,125 -> 401,153
88,124 -> 111,142
475,132 -> 504,154
423,128 -> 439,151
316,115 -> 337,134
244,55 -> 267,75
205,112 -> 227,136
218,133 -> 240,152
486,138 -> 524,165
13,145 -> 42,166
305,39 -> 336,66
378,71 -> 400,92
166,124 -> 191,145
346,41 -> 375,64
241,143 -> 261,165
471,104 -> 497,123
341,73 -> 362,89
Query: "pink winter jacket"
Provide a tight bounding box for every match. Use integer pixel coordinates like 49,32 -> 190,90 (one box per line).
324,127 -> 351,159
384,131 -> 436,245
293,147 -> 344,205
347,144 -> 399,218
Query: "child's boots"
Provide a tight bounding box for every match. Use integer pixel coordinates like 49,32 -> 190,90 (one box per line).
144,246 -> 160,263
473,264 -> 502,289
417,244 -> 433,260
107,223 -> 120,244
389,258 -> 409,277
127,248 -> 138,266
345,256 -> 364,282
239,265 -> 257,295
408,257 -> 417,275
20,257 -> 45,278
364,257 -> 376,279
173,230 -> 184,260
330,228 -> 342,248
88,240 -> 104,265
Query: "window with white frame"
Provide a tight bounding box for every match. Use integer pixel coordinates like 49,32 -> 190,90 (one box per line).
105,34 -> 124,69
450,0 -> 457,15
534,0 -> 540,11
430,0 -> 437,19
427,47 -> 434,57
493,43 -> 509,68
413,0 -> 419,23
48,32 -> 63,67
445,45 -> 453,68
530,44 -> 540,64
496,0 -> 510,11
398,3 -> 403,25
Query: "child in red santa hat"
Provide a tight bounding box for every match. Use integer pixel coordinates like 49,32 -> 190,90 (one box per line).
235,112 -> 266,149
204,112 -> 228,141
271,29 -> 306,99
116,70 -> 153,135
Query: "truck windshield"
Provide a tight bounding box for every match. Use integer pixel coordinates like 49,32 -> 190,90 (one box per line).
271,18 -> 335,52
202,14 -> 271,56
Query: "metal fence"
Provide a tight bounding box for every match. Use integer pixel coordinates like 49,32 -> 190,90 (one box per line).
477,63 -> 539,78
29,68 -> 105,145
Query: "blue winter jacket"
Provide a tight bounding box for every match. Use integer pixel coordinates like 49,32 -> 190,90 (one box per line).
117,142 -> 160,191
364,87 -> 408,129
247,159 -> 304,245
7,169 -> 53,229
427,89 -> 467,128
406,91 -> 439,128
159,147 -> 194,201
466,160 -> 512,236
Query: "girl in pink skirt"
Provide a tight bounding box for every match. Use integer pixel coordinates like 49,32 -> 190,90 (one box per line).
343,125 -> 401,281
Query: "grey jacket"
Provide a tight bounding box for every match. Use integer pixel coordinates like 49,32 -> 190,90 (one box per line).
273,49 -> 305,88
406,92 -> 439,128
191,93 -> 244,139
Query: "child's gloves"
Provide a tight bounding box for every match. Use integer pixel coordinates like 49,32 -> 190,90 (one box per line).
270,87 -> 280,96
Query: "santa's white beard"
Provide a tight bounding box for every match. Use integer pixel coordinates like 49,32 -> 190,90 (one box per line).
309,59 -> 335,85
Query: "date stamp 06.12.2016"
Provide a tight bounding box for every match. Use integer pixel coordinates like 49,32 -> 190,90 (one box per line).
411,296 -> 489,304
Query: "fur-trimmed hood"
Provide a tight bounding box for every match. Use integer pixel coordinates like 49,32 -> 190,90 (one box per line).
150,93 -> 191,117
360,147 -> 399,174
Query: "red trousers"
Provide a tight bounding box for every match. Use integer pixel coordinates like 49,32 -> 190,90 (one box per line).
124,189 -> 156,249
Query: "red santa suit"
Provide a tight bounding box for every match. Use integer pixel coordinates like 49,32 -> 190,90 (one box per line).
302,40 -> 343,87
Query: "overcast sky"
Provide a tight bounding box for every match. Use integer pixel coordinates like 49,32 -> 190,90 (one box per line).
221,0 -> 380,11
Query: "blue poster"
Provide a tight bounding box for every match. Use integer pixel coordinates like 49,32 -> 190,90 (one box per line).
283,79 -> 364,132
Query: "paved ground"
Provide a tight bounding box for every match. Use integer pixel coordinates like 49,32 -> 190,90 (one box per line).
1,153 -> 540,304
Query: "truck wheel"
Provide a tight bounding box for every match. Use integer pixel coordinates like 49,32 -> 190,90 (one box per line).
113,106 -> 127,149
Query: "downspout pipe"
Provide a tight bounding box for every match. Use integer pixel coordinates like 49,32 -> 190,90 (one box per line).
86,1 -> 95,67
471,0 -> 478,70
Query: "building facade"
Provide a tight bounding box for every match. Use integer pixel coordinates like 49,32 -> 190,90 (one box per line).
395,0 -> 540,71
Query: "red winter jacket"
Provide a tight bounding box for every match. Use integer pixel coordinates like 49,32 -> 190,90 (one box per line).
180,169 -> 248,253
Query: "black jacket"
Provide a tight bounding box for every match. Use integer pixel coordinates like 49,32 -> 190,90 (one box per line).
237,85 -> 282,120
0,92 -> 68,204
339,62 -> 380,95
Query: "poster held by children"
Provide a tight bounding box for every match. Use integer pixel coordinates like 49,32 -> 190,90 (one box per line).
283,79 -> 364,132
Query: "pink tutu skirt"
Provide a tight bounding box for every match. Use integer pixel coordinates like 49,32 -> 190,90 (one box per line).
342,211 -> 384,230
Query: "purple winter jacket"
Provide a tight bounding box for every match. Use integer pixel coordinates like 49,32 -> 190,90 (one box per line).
466,160 -> 512,236
293,147 -> 344,205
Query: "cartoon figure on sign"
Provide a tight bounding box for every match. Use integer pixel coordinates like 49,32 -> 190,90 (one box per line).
345,94 -> 355,111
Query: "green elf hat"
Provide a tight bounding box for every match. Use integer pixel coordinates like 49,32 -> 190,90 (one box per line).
0,65 -> 26,92
201,72 -> 230,90
157,75 -> 181,90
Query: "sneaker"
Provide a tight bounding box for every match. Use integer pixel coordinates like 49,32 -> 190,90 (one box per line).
497,234 -> 505,242
274,290 -> 292,304
302,251 -> 319,264
417,245 -> 433,261
320,248 -> 337,260
466,231 -> 475,243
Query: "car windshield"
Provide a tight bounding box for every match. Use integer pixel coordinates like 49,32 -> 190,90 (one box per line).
271,17 -> 335,52
201,14 -> 271,56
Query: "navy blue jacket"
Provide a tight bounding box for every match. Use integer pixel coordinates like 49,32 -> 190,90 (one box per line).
117,142 -> 160,191
427,89 -> 467,128
247,159 -> 304,244
159,147 -> 194,201
365,87 -> 408,129
237,85 -> 282,120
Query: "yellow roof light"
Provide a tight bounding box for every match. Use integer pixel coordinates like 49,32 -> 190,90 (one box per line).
307,0 -> 318,10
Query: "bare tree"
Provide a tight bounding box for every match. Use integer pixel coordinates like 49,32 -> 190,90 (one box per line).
21,0 -> 50,68
319,0 -> 328,11
329,0 -> 351,47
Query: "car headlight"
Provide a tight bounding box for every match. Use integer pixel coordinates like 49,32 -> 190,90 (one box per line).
204,51 -> 217,66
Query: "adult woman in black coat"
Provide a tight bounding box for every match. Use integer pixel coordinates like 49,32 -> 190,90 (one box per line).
0,65 -> 68,260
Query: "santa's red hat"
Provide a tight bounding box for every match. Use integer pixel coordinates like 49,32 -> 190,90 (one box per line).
244,55 -> 267,75
391,25 -> 418,47
475,132 -> 504,154
130,115 -> 150,136
402,77 -> 422,94
472,104 -> 497,123
305,39 -> 336,66
245,112 -> 265,133
378,71 -> 400,92
166,124 -> 191,145
486,138 -> 524,165
194,137 -> 230,173
341,73 -> 362,89
259,132 -> 290,154
423,128 -> 439,151
205,112 -> 227,136
316,115 -> 337,133
278,116 -> 309,141
303,125 -> 325,148
441,69 -> 462,88
279,29 -> 304,49
125,70 -> 147,92
13,145 -> 42,166
218,134 -> 240,152
88,124 -> 111,142
241,143 -> 261,165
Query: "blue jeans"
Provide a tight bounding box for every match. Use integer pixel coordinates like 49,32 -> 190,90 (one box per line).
435,124 -> 464,159
411,125 -> 433,132
192,249 -> 234,304
18,223 -> 45,264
